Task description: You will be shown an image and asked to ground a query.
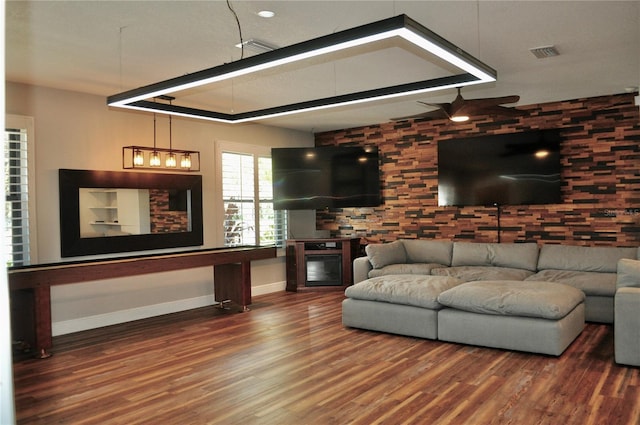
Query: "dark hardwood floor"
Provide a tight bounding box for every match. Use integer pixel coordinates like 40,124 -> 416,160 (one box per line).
12,291 -> 640,425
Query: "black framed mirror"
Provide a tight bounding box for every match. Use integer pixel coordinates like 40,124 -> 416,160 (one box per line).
59,169 -> 203,257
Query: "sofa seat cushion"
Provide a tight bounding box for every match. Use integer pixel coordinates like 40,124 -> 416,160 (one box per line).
368,263 -> 446,278
437,280 -> 585,320
526,270 -> 617,296
430,266 -> 535,282
345,275 -> 464,310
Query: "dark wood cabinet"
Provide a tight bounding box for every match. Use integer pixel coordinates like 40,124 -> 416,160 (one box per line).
286,237 -> 360,292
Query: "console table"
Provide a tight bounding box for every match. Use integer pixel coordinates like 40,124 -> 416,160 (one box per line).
8,245 -> 276,358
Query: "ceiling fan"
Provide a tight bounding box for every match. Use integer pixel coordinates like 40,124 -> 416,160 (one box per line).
392,87 -> 526,122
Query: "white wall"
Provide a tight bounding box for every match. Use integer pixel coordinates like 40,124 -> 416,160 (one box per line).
6,82 -> 315,335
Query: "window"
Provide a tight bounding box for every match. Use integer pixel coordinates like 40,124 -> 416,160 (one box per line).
4,115 -> 37,266
219,142 -> 286,248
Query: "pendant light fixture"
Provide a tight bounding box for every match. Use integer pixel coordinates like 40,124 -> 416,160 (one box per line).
122,97 -> 200,171
107,15 -> 497,124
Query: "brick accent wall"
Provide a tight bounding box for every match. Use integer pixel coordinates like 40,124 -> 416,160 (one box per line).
149,189 -> 189,234
314,93 -> 640,247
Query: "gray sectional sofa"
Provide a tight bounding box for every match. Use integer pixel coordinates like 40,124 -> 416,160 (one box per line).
343,240 -> 640,362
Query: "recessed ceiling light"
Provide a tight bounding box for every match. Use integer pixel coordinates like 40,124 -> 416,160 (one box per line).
258,10 -> 275,18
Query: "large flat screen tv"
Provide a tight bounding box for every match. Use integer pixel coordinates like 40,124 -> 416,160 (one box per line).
438,130 -> 562,207
272,146 -> 382,210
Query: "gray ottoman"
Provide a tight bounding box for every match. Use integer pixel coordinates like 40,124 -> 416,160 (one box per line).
437,280 -> 586,356
342,274 -> 463,339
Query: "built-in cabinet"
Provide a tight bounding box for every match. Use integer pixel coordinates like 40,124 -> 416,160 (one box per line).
79,188 -> 151,237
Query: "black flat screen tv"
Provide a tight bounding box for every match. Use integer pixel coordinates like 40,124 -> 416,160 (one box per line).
272,146 -> 381,210
437,130 -> 562,207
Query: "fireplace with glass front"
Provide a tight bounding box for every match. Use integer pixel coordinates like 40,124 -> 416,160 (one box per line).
285,237 -> 360,292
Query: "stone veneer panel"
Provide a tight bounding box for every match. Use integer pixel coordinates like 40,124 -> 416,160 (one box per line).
314,93 -> 640,246
149,189 -> 189,234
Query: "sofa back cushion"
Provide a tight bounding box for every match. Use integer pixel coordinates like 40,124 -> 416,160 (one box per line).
365,240 -> 406,269
537,245 -> 637,273
368,263 -> 444,278
451,242 -> 539,271
401,239 -> 453,266
617,259 -> 640,288
432,266 -> 535,282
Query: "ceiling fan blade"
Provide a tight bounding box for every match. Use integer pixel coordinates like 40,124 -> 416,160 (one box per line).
391,109 -> 448,121
417,101 -> 451,109
394,89 -> 525,122
450,93 -> 466,110
463,95 -> 521,108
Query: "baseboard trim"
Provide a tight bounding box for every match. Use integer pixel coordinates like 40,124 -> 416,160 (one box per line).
52,280 -> 287,336
252,280 -> 286,296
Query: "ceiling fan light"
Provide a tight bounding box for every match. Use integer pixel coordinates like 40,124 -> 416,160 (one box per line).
450,115 -> 469,122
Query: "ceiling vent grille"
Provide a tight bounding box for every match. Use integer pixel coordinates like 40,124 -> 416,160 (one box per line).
529,45 -> 559,59
235,39 -> 278,53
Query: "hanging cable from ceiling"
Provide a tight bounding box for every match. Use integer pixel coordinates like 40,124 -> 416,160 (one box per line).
226,0 -> 244,60
118,26 -> 127,91
476,0 -> 481,58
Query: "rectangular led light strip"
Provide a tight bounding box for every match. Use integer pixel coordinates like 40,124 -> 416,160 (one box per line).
107,15 -> 497,123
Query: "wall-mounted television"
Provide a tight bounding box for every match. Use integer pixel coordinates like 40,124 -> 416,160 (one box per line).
438,130 -> 562,207
272,146 -> 382,210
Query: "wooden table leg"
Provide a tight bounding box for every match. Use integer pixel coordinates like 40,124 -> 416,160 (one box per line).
214,261 -> 252,311
34,286 -> 53,358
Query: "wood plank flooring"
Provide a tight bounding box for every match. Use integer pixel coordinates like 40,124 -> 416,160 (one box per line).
12,291 -> 640,425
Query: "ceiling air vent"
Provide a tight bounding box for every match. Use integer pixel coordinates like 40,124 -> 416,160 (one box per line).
235,39 -> 278,53
529,45 -> 559,59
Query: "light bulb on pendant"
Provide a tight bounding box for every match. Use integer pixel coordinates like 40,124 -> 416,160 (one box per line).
150,151 -> 161,166
133,149 -> 144,166
166,152 -> 177,168
149,113 -> 161,166
180,153 -> 192,169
